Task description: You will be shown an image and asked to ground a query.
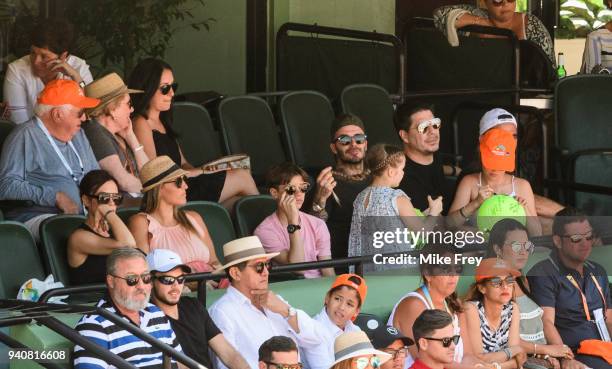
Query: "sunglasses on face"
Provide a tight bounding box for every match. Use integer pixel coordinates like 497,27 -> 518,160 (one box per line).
166,175 -> 188,188
414,118 -> 441,134
486,276 -> 516,288
155,275 -> 186,285
335,133 -> 368,145
159,82 -> 179,95
90,192 -> 124,205
490,0 -> 516,6
382,347 -> 409,360
112,273 -> 152,286
423,335 -> 460,348
284,183 -> 310,195
354,356 -> 381,369
248,261 -> 272,274
562,231 -> 595,243
507,240 -> 535,254
264,362 -> 303,369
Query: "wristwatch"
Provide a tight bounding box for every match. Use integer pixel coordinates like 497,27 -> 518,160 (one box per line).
287,224 -> 301,234
78,81 -> 86,89
286,305 -> 297,319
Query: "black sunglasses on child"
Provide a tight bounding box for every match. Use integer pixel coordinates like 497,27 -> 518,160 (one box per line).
159,82 -> 179,95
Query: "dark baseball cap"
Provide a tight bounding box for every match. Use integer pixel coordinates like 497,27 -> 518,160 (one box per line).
371,325 -> 414,349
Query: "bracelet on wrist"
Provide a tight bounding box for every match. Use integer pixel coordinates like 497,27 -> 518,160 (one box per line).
459,206 -> 469,222
133,144 -> 144,152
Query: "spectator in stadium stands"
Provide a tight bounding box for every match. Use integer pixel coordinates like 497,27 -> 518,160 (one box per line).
389,244 -> 481,369
348,144 -> 442,272
129,156 -> 222,277
73,247 -> 183,368
258,336 -> 302,369
304,274 -> 368,369
83,73 -> 149,197
409,310 -> 460,369
329,331 -> 392,369
255,162 -> 334,278
581,0 -> 612,74
67,170 -> 136,285
307,114 -> 370,269
371,325 -> 415,369
3,19 -> 93,124
433,1 -> 554,65
464,258 -> 527,369
459,108 -> 564,232
395,101 -> 458,214
147,249 -> 249,369
448,124 -> 542,236
527,207 -> 612,369
487,219 -> 573,369
128,58 -> 258,210
0,79 -> 99,240
209,236 -> 321,369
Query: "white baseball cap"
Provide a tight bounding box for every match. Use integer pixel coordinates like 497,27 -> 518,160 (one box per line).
479,108 -> 517,137
146,249 -> 192,273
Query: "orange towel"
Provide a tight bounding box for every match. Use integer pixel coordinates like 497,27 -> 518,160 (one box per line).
577,340 -> 612,364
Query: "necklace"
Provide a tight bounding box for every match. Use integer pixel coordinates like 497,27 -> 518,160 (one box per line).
332,168 -> 370,182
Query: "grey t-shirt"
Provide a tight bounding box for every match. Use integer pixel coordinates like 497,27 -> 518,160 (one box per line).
82,119 -> 136,175
0,117 -> 99,221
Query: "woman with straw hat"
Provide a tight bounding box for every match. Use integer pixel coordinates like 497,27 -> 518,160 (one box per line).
129,156 -> 222,282
83,72 -> 149,196
330,331 -> 391,369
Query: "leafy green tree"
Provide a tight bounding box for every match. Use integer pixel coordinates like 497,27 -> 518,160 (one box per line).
558,0 -> 612,38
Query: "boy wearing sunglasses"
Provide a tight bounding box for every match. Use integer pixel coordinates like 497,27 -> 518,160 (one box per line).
148,249 -> 249,369
255,162 -> 334,278
411,310 -> 460,369
528,208 -> 612,369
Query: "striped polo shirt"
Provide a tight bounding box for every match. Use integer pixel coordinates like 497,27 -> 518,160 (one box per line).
73,297 -> 182,369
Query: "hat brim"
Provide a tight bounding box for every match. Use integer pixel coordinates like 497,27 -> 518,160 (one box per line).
152,263 -> 192,274
86,87 -> 144,115
74,96 -> 101,109
330,349 -> 392,368
476,267 -> 521,282
481,155 -> 515,172
141,168 -> 190,192
214,252 -> 280,274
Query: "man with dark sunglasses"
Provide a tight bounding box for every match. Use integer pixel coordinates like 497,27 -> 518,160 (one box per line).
395,102 -> 452,215
410,310 -> 457,369
255,162 -> 334,278
307,114 -> 371,272
258,336 -> 302,369
528,207 -> 612,369
74,248 -> 184,368
148,249 -> 249,369
210,236 -> 321,369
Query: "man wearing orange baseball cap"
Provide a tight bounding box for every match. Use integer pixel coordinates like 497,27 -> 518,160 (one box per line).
0,79 -> 100,240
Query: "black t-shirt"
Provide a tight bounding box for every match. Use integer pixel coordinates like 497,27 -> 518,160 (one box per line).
398,154 -> 453,214
168,296 -> 221,368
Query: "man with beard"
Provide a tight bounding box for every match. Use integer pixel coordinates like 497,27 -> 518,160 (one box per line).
396,102 -> 454,214
147,249 -> 249,369
74,248 -> 183,368
528,207 -> 612,369
209,236 -> 320,369
308,114 -> 370,265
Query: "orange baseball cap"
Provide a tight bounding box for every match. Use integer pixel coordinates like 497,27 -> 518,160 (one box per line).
475,258 -> 521,282
37,79 -> 100,108
480,127 -> 516,172
329,274 -> 368,304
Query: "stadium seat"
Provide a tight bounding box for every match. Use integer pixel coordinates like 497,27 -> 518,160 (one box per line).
0,222 -> 46,299
218,96 -> 288,180
173,101 -> 224,166
279,91 -> 335,172
340,84 -> 401,146
182,201 -> 236,263
39,215 -> 86,286
117,206 -> 140,225
234,195 -> 277,238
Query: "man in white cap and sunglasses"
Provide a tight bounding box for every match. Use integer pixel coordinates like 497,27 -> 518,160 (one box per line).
209,236 -> 321,369
148,249 -> 249,369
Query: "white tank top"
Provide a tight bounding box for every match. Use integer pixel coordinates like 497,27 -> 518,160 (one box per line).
387,291 -> 464,368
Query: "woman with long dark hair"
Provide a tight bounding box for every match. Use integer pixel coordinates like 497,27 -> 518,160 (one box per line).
128,58 -> 258,210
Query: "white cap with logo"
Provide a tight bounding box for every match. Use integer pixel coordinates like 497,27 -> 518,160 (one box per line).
146,249 -> 192,273
479,108 -> 517,137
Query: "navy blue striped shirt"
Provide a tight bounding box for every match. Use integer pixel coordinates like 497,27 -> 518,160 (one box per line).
73,297 -> 182,368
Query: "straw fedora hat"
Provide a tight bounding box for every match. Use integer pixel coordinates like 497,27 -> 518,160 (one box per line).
216,236 -> 279,272
331,331 -> 391,368
139,156 -> 189,192
84,72 -> 143,116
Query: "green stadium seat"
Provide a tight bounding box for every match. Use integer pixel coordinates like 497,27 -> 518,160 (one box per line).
39,215 -> 86,286
173,101 -> 224,166
116,206 -> 140,225
181,201 -> 236,263
234,195 -> 277,237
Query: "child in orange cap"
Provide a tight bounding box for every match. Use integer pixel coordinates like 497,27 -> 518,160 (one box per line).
303,274 -> 368,369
